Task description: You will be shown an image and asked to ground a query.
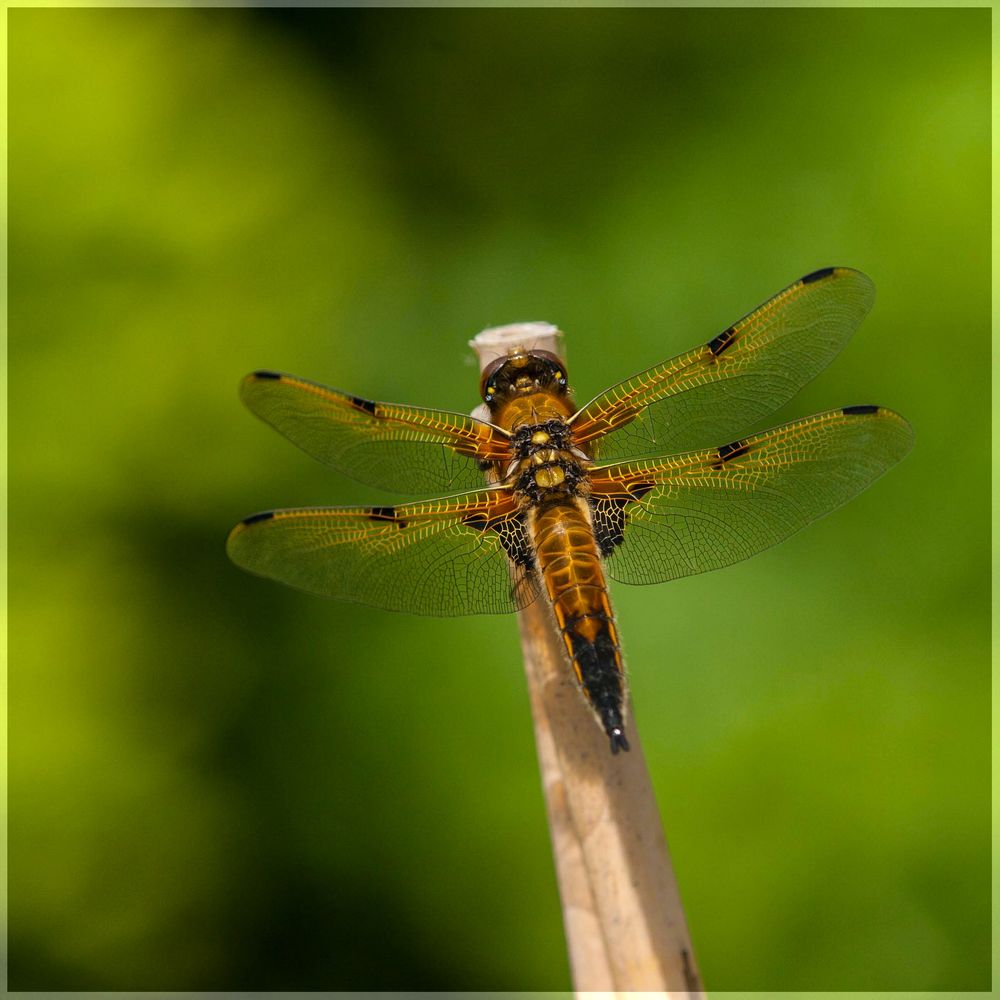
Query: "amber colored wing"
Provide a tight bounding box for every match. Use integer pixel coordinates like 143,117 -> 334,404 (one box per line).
571,267 -> 876,461
227,487 -> 539,616
239,371 -> 510,495
588,406 -> 913,585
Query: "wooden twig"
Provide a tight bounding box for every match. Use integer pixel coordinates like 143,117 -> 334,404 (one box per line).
470,324 -> 703,995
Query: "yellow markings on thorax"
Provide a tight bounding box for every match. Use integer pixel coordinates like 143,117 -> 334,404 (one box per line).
534,465 -> 566,488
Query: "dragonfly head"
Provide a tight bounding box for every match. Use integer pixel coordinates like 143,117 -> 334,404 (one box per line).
480,350 -> 569,410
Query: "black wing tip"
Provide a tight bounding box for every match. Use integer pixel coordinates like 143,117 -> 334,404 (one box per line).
240,510 -> 276,526
800,266 -> 838,285
842,404 -> 881,416
609,728 -> 631,754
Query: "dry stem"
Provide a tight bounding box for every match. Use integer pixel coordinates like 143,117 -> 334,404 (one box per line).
470,324 -> 703,995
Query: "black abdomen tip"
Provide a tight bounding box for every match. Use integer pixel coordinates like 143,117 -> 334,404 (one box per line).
241,510 -> 275,526
609,729 -> 631,754
843,404 -> 880,415
801,266 -> 836,285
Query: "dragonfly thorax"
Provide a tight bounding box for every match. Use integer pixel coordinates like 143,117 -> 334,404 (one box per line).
511,419 -> 574,458
507,420 -> 589,505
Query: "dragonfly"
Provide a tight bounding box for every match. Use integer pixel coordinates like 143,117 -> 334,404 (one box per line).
228,266 -> 913,754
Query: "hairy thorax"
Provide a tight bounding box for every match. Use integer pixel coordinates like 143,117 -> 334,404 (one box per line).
503,409 -> 592,510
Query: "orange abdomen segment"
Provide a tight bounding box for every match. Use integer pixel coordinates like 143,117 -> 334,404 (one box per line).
532,499 -> 629,752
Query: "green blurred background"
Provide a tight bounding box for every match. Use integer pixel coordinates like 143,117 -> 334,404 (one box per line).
9,8 -> 989,992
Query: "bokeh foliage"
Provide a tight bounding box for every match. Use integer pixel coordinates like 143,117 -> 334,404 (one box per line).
9,8 -> 989,991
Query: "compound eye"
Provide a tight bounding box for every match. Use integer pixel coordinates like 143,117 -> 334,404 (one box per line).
533,349 -> 565,368
531,350 -> 568,387
480,356 -> 507,401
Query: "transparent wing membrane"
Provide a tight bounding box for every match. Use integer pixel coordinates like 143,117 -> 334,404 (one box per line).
239,371 -> 509,495
572,268 -> 876,461
227,488 -> 539,616
589,406 -> 913,586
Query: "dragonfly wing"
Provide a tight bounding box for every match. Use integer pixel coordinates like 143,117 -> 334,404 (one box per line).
240,371 -> 510,495
589,406 -> 913,585
227,487 -> 539,616
572,267 -> 876,461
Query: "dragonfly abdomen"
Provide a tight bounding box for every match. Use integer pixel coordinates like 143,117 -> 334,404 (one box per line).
531,499 -> 629,753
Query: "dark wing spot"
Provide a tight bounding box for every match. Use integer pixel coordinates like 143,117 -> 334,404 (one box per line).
843,404 -> 880,415
592,496 -> 628,556
462,510 -> 533,569
242,511 -> 275,526
501,515 -> 535,569
707,326 -> 738,357
352,396 -> 377,415
251,370 -> 282,381
461,512 -> 488,532
713,439 -> 750,468
801,266 -> 836,285
369,506 -> 406,529
591,483 -> 653,557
